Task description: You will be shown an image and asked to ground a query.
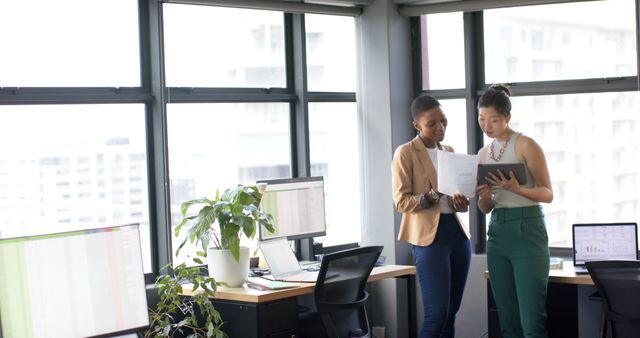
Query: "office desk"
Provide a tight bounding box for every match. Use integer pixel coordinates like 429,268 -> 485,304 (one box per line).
485,264 -> 594,338
183,264 -> 417,338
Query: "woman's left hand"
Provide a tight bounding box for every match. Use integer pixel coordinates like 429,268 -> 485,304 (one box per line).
486,170 -> 521,193
450,193 -> 470,212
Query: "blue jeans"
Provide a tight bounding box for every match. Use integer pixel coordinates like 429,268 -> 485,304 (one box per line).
412,214 -> 471,338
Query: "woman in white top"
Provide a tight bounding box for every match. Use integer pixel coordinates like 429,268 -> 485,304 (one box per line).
476,84 -> 553,338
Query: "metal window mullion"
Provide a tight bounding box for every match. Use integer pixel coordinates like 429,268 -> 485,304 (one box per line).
307,92 -> 356,102
464,11 -> 486,254
398,0 -> 602,16
165,87 -> 296,103
421,88 -> 467,100
410,16 -> 423,96
501,78 -> 639,96
289,13 -> 316,261
163,0 -> 363,16
290,13 -> 311,179
143,0 -> 172,276
0,87 -> 151,105
634,0 -> 639,90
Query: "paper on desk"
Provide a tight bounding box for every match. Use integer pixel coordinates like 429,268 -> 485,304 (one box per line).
436,150 -> 478,198
246,277 -> 298,290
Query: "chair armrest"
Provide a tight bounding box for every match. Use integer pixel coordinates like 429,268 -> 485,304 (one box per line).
605,310 -> 640,324
318,291 -> 369,311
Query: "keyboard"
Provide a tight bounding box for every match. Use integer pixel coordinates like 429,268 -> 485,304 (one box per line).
302,264 -> 320,272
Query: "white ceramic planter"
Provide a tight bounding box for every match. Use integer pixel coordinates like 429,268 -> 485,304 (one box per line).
206,246 -> 250,287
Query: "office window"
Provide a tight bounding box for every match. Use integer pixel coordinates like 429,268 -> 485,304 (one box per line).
484,0 -> 637,83
0,104 -> 152,272
439,99 -> 468,155
0,0 -> 140,87
419,13 -> 465,90
305,14 -> 356,92
163,5 -> 286,88
507,92 -> 640,247
166,103 -> 291,264
308,103 -> 360,246
437,99 -> 470,230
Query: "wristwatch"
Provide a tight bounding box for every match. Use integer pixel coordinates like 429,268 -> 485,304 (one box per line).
419,189 -> 440,209
428,189 -> 440,203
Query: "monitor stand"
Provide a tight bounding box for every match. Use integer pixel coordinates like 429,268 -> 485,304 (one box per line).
296,237 -> 316,261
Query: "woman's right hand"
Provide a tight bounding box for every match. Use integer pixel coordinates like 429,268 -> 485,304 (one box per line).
476,184 -> 492,200
450,193 -> 470,212
476,184 -> 494,214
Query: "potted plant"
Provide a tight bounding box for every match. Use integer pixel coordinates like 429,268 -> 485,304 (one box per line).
145,262 -> 226,338
175,185 -> 275,287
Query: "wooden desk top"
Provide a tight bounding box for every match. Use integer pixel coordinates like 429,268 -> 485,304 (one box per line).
183,264 -> 416,303
484,263 -> 594,286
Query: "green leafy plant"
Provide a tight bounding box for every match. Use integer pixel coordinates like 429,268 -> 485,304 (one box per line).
145,262 -> 226,338
175,185 -> 275,262
144,185 -> 274,337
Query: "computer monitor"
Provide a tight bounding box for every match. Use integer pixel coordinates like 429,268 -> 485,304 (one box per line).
257,176 -> 327,241
0,224 -> 149,338
572,222 -> 639,267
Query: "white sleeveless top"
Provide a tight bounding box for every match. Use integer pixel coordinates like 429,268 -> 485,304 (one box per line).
482,132 -> 538,208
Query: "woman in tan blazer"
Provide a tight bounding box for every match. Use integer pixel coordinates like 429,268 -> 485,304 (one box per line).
391,94 -> 471,338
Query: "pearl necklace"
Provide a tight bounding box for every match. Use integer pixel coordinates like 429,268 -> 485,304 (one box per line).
489,137 -> 510,162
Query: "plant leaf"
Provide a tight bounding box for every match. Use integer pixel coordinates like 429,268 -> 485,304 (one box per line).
195,205 -> 216,231
175,235 -> 190,257
181,198 -> 210,216
236,189 -> 255,206
221,187 -> 237,201
240,217 -> 256,240
228,235 -> 240,262
221,223 -> 240,250
244,204 -> 258,214
175,215 -> 196,237
201,235 -> 211,254
207,322 -> 214,337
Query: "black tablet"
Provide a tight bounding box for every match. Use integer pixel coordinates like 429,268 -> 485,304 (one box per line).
477,163 -> 527,185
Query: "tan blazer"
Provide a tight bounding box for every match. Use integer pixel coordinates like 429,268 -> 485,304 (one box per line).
391,136 -> 471,246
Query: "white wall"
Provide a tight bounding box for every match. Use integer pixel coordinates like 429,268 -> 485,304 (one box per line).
357,0 -> 411,336
457,255 -> 489,338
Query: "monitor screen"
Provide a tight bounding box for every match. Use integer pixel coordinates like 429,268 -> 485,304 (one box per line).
257,176 -> 327,241
573,222 -> 639,266
0,224 -> 149,338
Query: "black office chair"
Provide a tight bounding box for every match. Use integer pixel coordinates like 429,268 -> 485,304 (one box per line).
586,260 -> 640,338
299,245 -> 383,338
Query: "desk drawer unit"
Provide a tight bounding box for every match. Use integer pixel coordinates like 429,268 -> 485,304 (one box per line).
258,297 -> 299,336
213,297 -> 299,338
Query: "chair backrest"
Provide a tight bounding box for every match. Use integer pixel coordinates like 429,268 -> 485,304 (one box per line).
314,245 -> 383,338
586,260 -> 640,338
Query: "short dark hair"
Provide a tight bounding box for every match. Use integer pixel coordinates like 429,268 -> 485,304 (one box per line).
411,94 -> 441,120
478,84 -> 512,116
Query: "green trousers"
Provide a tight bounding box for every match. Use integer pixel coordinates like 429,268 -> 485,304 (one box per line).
487,206 -> 549,338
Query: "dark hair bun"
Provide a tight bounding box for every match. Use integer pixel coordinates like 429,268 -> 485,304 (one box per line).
478,84 -> 512,115
489,84 -> 511,96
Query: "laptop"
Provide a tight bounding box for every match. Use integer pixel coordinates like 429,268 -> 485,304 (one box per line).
572,222 -> 639,274
260,237 -> 324,283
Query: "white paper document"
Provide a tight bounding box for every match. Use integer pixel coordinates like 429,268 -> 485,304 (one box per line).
436,150 -> 478,198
